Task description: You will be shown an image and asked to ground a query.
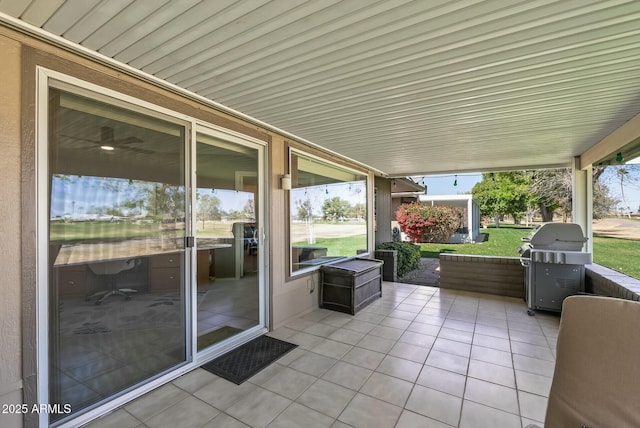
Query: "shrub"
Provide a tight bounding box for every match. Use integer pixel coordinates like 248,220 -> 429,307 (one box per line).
376,241 -> 421,277
396,202 -> 463,243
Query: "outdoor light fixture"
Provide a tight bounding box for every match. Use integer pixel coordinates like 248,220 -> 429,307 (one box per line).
100,145 -> 115,151
616,152 -> 624,163
453,175 -> 458,186
325,185 -> 329,195
280,174 -> 291,190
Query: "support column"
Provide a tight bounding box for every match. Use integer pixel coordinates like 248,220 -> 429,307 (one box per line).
572,157 -> 593,253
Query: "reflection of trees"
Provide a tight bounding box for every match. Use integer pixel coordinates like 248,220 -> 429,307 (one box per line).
322,197 -> 350,221
145,183 -> 185,222
197,193 -> 221,227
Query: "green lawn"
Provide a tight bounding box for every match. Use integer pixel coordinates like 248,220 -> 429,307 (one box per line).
50,221 -> 181,241
293,235 -> 367,257
417,224 -> 640,280
419,225 -> 533,258
592,235 -> 640,279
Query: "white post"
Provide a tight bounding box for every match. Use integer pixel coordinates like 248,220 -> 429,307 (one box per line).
572,157 -> 593,253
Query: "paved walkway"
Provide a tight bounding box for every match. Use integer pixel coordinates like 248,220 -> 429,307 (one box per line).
399,258 -> 441,286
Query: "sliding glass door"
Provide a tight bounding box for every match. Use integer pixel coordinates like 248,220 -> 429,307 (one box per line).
41,72 -> 267,426
194,130 -> 263,352
46,86 -> 189,422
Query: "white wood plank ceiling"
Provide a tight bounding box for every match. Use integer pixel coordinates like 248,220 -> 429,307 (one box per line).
3,0 -> 640,176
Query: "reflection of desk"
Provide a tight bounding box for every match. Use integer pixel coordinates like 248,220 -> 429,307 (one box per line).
197,244 -> 232,285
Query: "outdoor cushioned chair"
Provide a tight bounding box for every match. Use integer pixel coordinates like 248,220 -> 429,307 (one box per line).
527,295 -> 640,428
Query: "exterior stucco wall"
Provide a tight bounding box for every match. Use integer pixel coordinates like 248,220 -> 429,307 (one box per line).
0,25 -> 378,425
0,34 -> 23,428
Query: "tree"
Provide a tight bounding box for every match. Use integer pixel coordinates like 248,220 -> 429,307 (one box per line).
196,193 -> 221,227
472,172 -> 533,226
530,167 -> 616,221
322,197 -> 350,221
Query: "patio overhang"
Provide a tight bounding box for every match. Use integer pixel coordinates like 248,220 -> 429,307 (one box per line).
2,1 -> 640,177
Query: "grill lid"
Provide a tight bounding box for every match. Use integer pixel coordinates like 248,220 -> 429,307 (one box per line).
522,223 -> 587,251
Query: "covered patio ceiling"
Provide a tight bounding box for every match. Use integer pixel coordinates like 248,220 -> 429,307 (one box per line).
3,0 -> 640,176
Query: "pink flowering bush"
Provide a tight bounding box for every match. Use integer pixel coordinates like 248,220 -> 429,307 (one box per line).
396,202 -> 462,243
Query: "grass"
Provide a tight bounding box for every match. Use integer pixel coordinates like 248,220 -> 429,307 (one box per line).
418,224 -> 533,258
50,221 -> 171,241
417,224 -> 640,280
293,235 -> 367,257
592,235 -> 640,279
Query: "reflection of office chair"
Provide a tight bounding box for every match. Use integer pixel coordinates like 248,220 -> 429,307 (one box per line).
87,259 -> 138,305
525,296 -> 640,428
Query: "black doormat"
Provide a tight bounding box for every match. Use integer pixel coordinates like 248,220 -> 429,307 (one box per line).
200,335 -> 297,384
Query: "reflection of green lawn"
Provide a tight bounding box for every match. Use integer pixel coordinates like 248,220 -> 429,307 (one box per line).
293,235 -> 367,256
50,221 -> 183,241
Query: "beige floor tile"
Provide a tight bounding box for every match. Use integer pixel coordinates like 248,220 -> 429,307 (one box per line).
446,311 -> 477,323
518,391 -> 548,423
407,321 -> 442,336
355,334 -> 396,353
515,370 -> 553,397
509,330 -> 549,347
388,309 -> 418,321
304,323 -> 339,338
145,396 -> 219,428
467,359 -> 516,388
512,354 -> 555,377
425,350 -> 469,375
438,327 -> 473,344
433,337 -> 472,357
289,331 -> 325,350
388,341 -> 430,364
354,312 -> 386,324
376,355 -> 422,382
194,377 -> 257,411
274,347 -> 306,366
360,372 -> 413,407
328,328 -> 365,345
342,319 -> 377,334
311,339 -> 353,360
474,323 -> 509,339
470,345 -> 513,368
379,316 -> 412,330
442,319 -> 475,333
225,387 -> 292,428
340,346 -> 385,370
464,378 -> 519,414
416,365 -> 467,397
125,383 -> 190,421
261,366 -> 317,400
201,413 -> 250,428
296,379 -> 355,419
405,385 -> 462,426
413,313 -> 446,326
459,400 -> 521,428
322,361 -> 373,390
338,393 -> 402,428
288,351 -> 336,377
395,410 -> 454,428
319,313 -> 352,328
511,341 -> 555,361
83,409 -> 141,428
368,324 -> 405,340
267,403 -> 334,428
472,333 -> 511,352
398,330 -> 437,348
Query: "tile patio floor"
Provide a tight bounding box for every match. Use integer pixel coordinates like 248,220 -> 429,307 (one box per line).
86,281 -> 559,428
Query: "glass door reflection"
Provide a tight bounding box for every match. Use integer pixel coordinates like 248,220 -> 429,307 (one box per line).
195,132 -> 261,351
47,88 -> 188,422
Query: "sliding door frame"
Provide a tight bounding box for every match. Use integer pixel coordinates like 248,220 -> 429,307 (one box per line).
36,67 -> 269,428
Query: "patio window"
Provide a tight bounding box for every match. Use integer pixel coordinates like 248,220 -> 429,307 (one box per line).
289,150 -> 368,275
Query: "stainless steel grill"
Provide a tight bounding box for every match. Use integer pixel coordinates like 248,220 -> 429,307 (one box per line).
518,223 -> 592,316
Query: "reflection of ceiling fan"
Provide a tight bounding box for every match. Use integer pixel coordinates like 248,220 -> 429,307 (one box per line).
62,126 -> 153,154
